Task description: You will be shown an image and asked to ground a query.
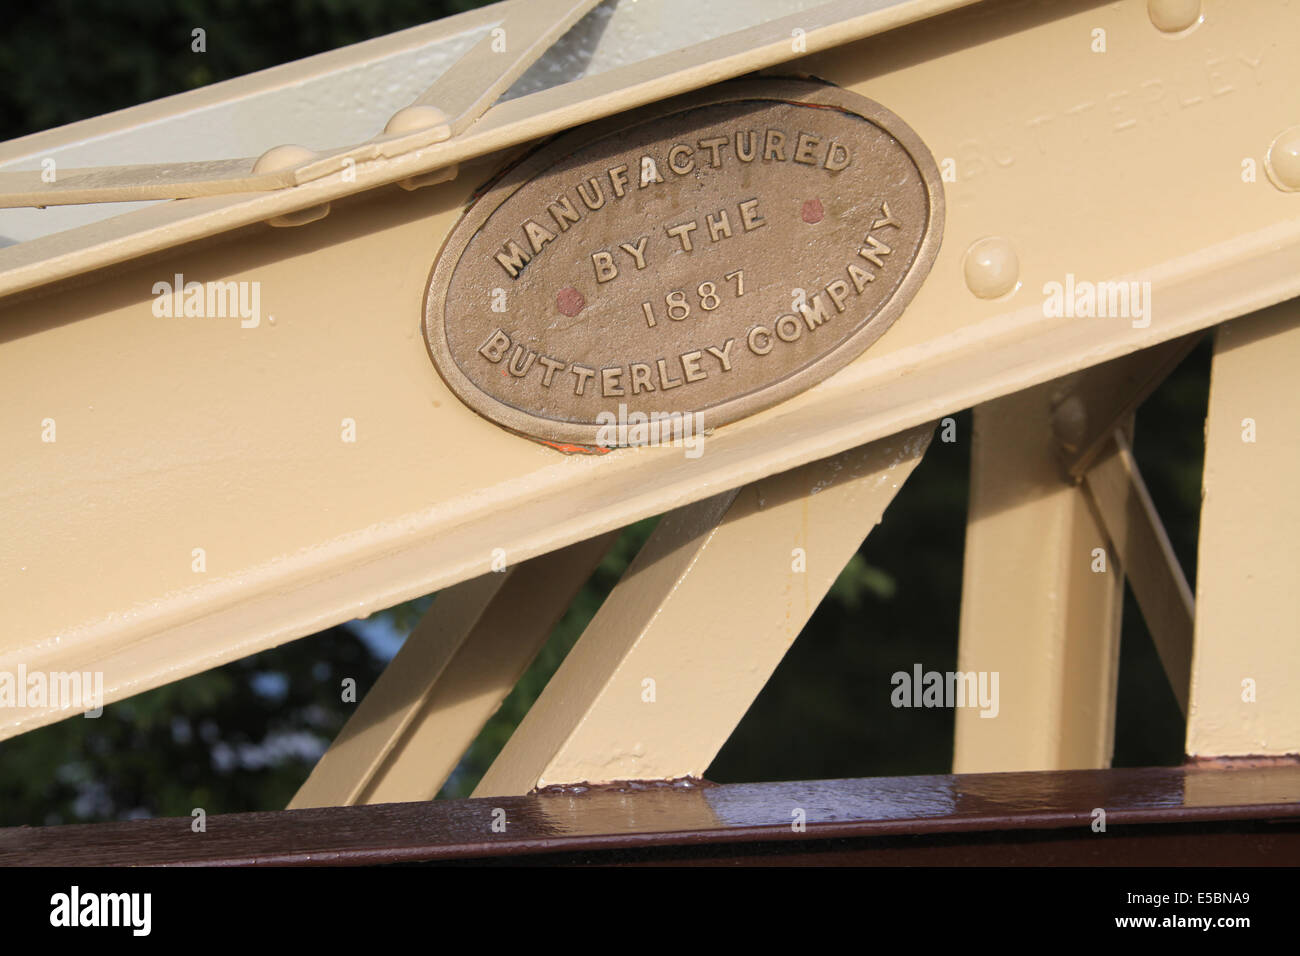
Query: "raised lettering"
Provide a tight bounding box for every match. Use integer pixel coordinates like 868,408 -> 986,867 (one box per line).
577,177 -> 605,210
524,220 -> 555,254
824,141 -> 851,171
479,329 -> 512,362
681,350 -> 707,383
736,130 -> 758,162
494,241 -> 531,279
666,221 -> 698,252
706,210 -> 732,242
794,132 -> 821,164
630,363 -> 656,394
601,366 -> 625,396
619,237 -> 649,270
508,345 -> 537,377
698,136 -> 728,168
592,251 -> 618,283
739,199 -> 765,231
668,145 -> 694,175
608,164 -> 629,197
547,197 -> 581,231
859,235 -> 892,268
538,355 -> 565,387
707,339 -> 735,371
799,295 -> 831,330
571,364 -> 597,396
764,129 -> 787,161
657,358 -> 684,389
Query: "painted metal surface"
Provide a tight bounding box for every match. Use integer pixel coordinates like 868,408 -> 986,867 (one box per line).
474,424 -> 933,795
953,381 -> 1123,773
3,765 -> 1296,865
1187,301 -> 1300,758
1055,333 -> 1202,478
0,0 -> 928,239
0,0 -> 1293,871
0,0 -> 972,271
1082,429 -> 1193,714
288,533 -> 616,808
0,0 -> 609,211
3,0 -> 1299,740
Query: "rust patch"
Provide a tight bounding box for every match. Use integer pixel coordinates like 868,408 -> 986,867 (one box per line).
533,775 -> 716,795
534,437 -> 611,455
1186,754 -> 1300,769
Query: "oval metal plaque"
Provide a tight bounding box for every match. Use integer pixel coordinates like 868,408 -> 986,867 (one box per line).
424,78 -> 944,446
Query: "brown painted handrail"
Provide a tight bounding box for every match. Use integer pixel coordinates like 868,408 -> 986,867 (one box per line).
3,765 -> 1297,866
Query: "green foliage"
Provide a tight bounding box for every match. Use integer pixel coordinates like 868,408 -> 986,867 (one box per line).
830,553 -> 897,607
0,626 -> 386,825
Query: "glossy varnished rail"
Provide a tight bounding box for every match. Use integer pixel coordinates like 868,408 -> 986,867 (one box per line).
2,766 -> 1297,866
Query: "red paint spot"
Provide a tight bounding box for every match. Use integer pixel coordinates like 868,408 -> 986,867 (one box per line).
556,287 -> 585,317
802,199 -> 824,224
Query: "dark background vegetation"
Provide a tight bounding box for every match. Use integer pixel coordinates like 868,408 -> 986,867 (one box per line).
0,1 -> 1202,825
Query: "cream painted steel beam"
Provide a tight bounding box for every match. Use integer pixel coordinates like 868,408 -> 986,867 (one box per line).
0,0 -> 974,273
288,532 -> 616,809
473,426 -> 934,796
4,0 -> 1300,739
0,4 -> 502,169
406,0 -> 604,138
1046,339 -> 1199,713
954,384 -> 1125,773
1081,430 -> 1193,715
1056,335 -> 1202,479
0,0 -> 604,209
0,159 -> 309,208
1186,301 -> 1300,759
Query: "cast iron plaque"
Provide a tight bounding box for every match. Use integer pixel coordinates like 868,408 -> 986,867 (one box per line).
423,78 -> 944,447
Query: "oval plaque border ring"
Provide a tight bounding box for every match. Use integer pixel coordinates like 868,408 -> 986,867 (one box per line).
423,78 -> 945,447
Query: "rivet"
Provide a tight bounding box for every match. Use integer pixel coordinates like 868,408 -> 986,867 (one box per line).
252,144 -> 317,174
1266,126 -> 1300,192
963,237 -> 1019,299
252,146 -> 330,227
384,105 -> 449,135
267,204 -> 331,228
397,164 -> 459,192
1148,0 -> 1201,34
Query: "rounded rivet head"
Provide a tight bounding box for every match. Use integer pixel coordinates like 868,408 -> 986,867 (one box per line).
1266,126 -> 1300,192
963,237 -> 1020,299
384,105 -> 449,135
252,144 -> 317,174
1148,0 -> 1201,33
268,203 -> 331,228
